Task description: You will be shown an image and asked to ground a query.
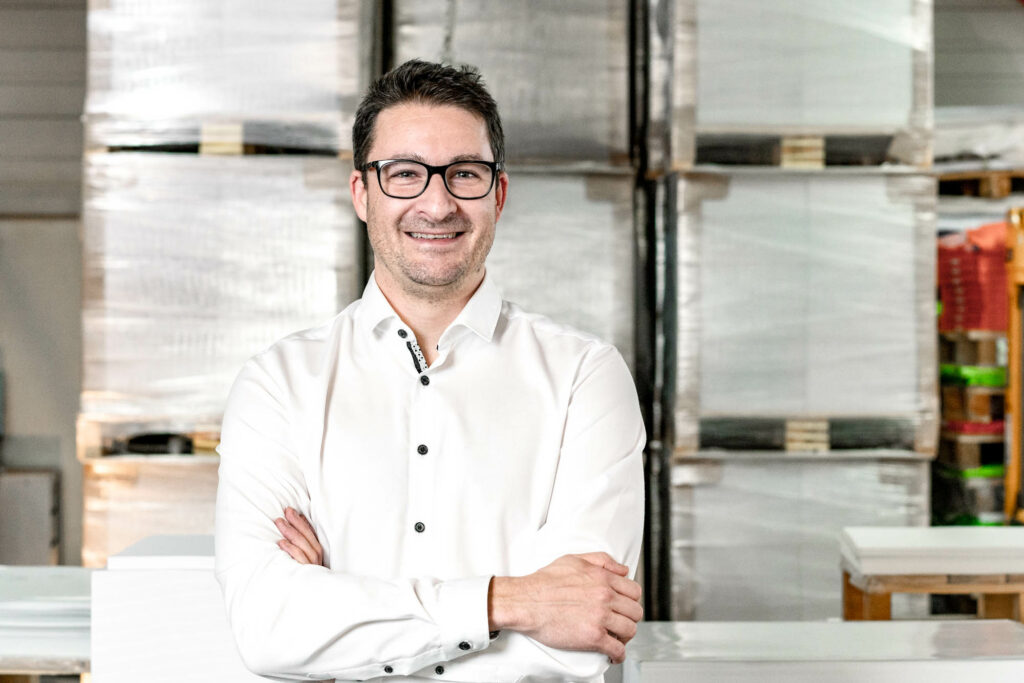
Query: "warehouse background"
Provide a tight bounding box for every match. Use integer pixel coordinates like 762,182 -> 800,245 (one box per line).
1,0 -> 1023,624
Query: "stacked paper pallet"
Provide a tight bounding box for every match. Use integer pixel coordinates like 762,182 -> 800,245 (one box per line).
653,0 -> 938,621
78,0 -> 370,567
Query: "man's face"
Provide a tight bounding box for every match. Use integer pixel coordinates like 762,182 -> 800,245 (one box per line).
350,102 -> 508,299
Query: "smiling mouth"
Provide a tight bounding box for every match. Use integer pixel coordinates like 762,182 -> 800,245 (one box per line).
408,232 -> 462,240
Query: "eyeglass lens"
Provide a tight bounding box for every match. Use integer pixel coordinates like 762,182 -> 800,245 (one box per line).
378,161 -> 494,199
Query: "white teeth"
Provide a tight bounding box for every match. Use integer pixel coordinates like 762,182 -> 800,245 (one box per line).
410,232 -> 457,239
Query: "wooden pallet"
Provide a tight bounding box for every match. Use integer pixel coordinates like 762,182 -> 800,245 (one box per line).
938,431 -> 1006,469
843,568 -> 1024,622
942,385 -> 1006,423
938,168 -> 1024,199
90,122 -> 340,157
939,331 -> 1005,366
697,416 -> 926,453
695,133 -> 898,168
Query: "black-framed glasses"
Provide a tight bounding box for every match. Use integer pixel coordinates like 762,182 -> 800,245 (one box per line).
364,159 -> 501,200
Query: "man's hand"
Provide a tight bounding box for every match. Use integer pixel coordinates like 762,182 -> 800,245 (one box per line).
488,552 -> 642,664
274,507 -> 324,566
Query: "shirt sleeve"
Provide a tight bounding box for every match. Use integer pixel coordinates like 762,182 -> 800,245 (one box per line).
485,342 -> 647,682
214,357 -> 493,680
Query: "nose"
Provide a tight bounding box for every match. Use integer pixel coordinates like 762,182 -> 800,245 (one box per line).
414,171 -> 458,221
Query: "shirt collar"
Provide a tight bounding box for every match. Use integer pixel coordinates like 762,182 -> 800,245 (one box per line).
353,273 -> 398,338
354,271 -> 503,344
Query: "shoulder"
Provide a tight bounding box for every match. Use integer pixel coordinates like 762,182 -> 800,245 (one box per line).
499,300 -> 630,379
238,299 -> 360,388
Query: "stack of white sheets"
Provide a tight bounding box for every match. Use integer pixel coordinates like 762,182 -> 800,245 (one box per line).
841,526 -> 1024,575
0,566 -> 90,673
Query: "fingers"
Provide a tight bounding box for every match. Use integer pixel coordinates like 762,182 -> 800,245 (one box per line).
277,538 -> 314,564
285,507 -> 322,554
274,509 -> 322,565
611,591 -> 644,623
609,573 -> 642,602
597,633 -> 627,664
577,551 -> 629,577
604,613 -> 639,650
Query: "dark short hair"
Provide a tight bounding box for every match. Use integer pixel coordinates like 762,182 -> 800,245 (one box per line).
352,59 -> 505,173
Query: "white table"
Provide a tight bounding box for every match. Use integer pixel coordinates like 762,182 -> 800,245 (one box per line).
91,535 -> 264,683
625,620 -> 1024,682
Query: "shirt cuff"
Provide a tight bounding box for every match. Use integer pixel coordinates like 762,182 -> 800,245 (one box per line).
436,575 -> 493,661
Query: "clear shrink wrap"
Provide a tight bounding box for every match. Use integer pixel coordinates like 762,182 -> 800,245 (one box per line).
671,454 -> 930,621
689,0 -> 933,167
486,171 -> 637,367
394,0 -> 630,166
671,171 -> 938,454
82,457 -> 218,567
85,0 -> 367,151
81,153 -> 361,423
934,107 -> 1024,166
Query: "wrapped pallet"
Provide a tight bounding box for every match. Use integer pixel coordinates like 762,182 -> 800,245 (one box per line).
688,0 -> 933,167
671,453 -> 930,621
85,0 -> 370,151
487,171 -> 637,366
671,171 -> 938,454
82,457 -> 218,568
81,153 -> 362,425
394,0 -> 631,166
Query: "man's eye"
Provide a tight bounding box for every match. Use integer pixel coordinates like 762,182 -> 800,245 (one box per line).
386,167 -> 424,180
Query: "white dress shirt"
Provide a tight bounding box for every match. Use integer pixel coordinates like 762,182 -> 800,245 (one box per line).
215,272 -> 645,683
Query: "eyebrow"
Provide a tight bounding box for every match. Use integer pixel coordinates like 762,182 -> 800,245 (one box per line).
384,153 -> 492,164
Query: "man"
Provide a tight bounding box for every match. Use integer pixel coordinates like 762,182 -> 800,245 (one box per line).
215,60 -> 645,682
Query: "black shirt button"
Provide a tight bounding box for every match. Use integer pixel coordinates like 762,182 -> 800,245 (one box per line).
417,444 -> 428,455
420,375 -> 430,386
414,522 -> 425,533
458,641 -> 471,651
397,329 -> 407,338
384,665 -> 393,673
435,665 -> 445,675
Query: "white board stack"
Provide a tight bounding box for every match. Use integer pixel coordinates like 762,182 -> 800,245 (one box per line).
841,526 -> 1024,576
0,566 -> 91,674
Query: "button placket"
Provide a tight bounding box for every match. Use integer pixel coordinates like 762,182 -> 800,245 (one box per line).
407,357 -> 438,549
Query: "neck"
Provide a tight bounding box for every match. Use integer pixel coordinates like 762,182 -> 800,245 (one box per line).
373,268 -> 484,364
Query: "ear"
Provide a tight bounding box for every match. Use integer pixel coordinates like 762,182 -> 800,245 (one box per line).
350,168 -> 369,223
493,171 -> 509,222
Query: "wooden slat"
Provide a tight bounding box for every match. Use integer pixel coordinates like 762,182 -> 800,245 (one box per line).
979,593 -> 1017,620
949,573 -> 1007,585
